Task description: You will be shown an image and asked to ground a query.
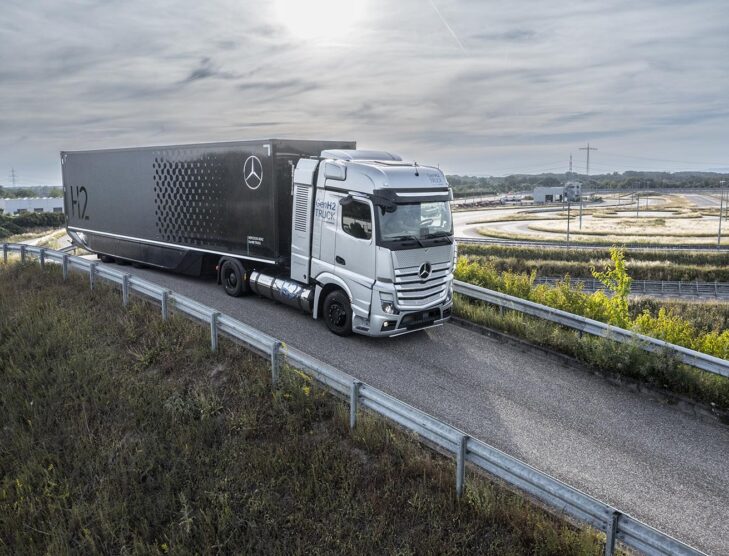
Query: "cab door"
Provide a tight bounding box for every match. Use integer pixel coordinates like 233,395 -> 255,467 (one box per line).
335,196 -> 376,315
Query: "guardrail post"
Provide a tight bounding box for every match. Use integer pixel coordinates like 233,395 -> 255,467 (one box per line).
716,281 -> 719,297
350,380 -> 362,429
62,255 -> 69,280
39,248 -> 45,270
678,281 -> 682,295
161,290 -> 170,320
89,262 -> 98,290
604,510 -> 620,556
2,243 -> 6,264
20,245 -> 26,262
210,312 -> 220,352
271,340 -> 282,385
499,305 -> 504,317
456,434 -> 468,498
122,274 -> 130,306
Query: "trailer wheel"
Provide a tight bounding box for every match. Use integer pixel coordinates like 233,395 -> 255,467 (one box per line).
221,259 -> 248,297
323,290 -> 353,336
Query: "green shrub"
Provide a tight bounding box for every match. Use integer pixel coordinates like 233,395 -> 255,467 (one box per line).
12,212 -> 66,228
454,296 -> 729,411
456,247 -> 729,360
458,243 -> 729,268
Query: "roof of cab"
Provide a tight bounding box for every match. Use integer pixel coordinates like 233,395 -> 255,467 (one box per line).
320,149 -> 449,193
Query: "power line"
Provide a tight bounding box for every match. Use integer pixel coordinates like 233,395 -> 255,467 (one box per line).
598,151 -> 728,167
487,160 -> 568,176
579,143 -> 598,176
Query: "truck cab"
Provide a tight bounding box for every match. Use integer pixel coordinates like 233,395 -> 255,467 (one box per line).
291,150 -> 455,337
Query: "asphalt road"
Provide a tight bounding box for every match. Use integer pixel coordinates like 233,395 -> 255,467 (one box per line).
685,194 -> 721,208
95,260 -> 728,554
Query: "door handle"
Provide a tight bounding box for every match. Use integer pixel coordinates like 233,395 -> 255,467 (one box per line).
336,256 -> 346,265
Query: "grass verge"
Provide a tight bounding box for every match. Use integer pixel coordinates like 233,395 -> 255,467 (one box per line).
453,295 -> 729,415
0,261 -> 606,555
459,243 -> 729,283
474,227 -> 724,246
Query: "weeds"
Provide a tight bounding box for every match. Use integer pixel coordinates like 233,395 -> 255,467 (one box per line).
462,246 -> 729,282
0,261 -> 606,554
453,296 -> 729,411
454,248 -> 729,410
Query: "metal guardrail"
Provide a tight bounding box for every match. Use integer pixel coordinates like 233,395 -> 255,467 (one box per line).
456,236 -> 728,252
0,243 -> 706,556
534,276 -> 729,300
454,280 -> 729,379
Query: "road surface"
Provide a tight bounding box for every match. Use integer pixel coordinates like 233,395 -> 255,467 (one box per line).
685,194 -> 721,208
91,260 -> 728,554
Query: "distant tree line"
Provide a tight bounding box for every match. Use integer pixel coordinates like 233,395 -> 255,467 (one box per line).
0,185 -> 63,199
448,171 -> 729,197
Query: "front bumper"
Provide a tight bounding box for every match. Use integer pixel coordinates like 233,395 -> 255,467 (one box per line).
353,300 -> 453,337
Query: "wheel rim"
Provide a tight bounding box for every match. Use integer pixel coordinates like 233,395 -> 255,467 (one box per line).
225,269 -> 237,289
328,302 -> 347,328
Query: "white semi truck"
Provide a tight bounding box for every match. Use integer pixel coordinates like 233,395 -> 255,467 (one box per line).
63,139 -> 455,336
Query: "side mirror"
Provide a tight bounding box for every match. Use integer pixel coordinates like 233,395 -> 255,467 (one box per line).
339,195 -> 355,206
323,161 -> 346,181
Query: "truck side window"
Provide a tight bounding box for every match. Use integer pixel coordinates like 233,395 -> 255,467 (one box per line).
342,200 -> 372,240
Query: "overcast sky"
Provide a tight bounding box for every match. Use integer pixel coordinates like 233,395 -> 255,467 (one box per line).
1,0 -> 728,185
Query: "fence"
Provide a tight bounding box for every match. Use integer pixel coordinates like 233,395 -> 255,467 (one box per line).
454,280 -> 729,379
456,236 -> 727,252
533,276 -> 729,300
1,243 -> 706,556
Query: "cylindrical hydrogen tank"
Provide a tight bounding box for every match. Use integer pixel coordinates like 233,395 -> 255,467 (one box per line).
249,270 -> 314,313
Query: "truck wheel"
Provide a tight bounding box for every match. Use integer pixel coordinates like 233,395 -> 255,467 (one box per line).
323,290 -> 353,336
221,259 -> 248,297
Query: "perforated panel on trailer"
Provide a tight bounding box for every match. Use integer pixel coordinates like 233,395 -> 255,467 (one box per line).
62,139 -> 355,272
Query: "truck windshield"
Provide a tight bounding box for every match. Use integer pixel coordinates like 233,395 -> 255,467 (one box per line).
377,201 -> 453,247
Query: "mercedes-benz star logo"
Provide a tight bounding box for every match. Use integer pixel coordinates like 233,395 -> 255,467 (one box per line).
243,155 -> 263,190
418,262 -> 432,280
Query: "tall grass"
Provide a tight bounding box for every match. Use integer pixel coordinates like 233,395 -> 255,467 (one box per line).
0,261 -> 606,555
475,256 -> 729,282
456,251 -> 729,359
454,296 -> 729,411
459,243 -> 729,267
455,249 -> 729,410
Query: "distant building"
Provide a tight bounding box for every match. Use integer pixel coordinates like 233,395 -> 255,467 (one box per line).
0,197 -> 64,215
533,182 -> 582,204
533,186 -> 565,203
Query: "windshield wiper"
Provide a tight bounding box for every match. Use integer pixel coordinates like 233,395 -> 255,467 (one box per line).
426,231 -> 453,242
388,234 -> 425,248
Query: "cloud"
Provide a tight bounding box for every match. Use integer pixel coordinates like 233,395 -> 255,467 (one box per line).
0,0 -> 727,183
181,57 -> 244,84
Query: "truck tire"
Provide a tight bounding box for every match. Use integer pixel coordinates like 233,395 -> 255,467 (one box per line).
221,259 -> 248,297
323,290 -> 353,336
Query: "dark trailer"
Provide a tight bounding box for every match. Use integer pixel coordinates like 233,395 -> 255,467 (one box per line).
62,139 -> 355,274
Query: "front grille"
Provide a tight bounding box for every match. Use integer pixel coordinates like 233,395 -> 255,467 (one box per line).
394,261 -> 450,308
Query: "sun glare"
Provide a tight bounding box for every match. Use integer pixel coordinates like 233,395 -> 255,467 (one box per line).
274,0 -> 366,42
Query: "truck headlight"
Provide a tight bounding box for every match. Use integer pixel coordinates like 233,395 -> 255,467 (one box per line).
379,292 -> 396,314
446,283 -> 453,303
